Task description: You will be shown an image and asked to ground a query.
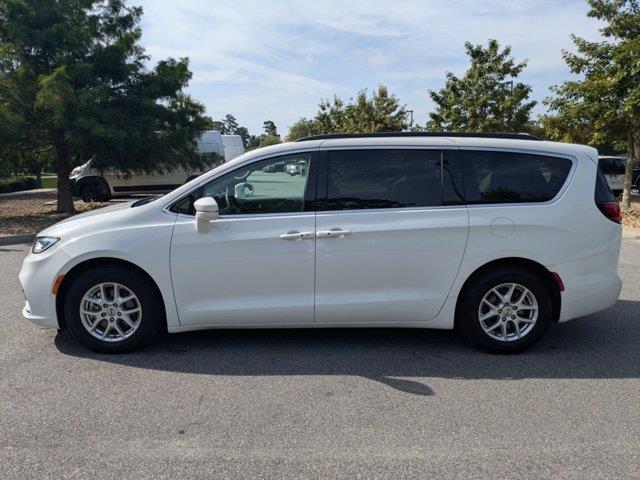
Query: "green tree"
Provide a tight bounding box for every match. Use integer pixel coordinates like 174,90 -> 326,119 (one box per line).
427,39 -> 536,133
0,0 -> 212,213
223,114 -> 239,134
211,113 -> 252,147
263,120 -> 278,137
257,135 -> 280,148
343,86 -> 408,132
211,120 -> 226,133
235,126 -> 251,147
286,85 -> 408,140
539,113 -> 623,154
547,0 -> 640,208
286,118 -> 317,141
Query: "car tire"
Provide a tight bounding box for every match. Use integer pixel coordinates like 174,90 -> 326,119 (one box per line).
64,265 -> 163,353
457,266 -> 553,354
79,181 -> 111,202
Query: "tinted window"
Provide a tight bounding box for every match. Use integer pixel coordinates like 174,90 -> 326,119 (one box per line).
461,150 -> 572,204
170,192 -> 197,215
323,149 -> 442,210
595,168 -> 615,203
598,157 -> 625,175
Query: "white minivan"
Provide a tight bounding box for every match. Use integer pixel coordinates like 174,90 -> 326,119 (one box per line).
20,133 -> 622,354
68,131 -> 245,201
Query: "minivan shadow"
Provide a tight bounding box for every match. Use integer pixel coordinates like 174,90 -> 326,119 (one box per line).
54,300 -> 640,396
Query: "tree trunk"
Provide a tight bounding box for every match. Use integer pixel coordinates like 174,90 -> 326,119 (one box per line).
55,142 -> 75,214
622,130 -> 635,210
36,168 -> 42,189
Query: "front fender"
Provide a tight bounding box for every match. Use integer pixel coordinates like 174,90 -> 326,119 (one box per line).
53,219 -> 179,328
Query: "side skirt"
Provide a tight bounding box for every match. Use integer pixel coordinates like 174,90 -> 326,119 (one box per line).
167,298 -> 458,333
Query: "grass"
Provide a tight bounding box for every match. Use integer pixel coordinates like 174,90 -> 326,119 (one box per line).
40,176 -> 57,189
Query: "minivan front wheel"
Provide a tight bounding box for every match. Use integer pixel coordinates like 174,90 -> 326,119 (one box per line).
63,265 -> 162,353
458,267 -> 552,353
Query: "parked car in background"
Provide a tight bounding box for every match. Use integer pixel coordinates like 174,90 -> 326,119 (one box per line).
284,160 -> 308,176
21,133 -> 622,355
69,131 -> 245,201
598,156 -> 626,195
598,155 -> 640,196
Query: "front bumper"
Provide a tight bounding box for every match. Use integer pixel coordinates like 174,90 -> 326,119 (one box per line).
22,301 -> 54,328
19,249 -> 66,329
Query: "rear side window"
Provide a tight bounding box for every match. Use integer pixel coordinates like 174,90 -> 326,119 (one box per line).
598,157 -> 625,175
595,168 -> 615,203
461,150 -> 572,204
323,149 -> 443,210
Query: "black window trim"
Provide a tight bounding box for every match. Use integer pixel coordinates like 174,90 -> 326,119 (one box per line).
168,149 -> 319,217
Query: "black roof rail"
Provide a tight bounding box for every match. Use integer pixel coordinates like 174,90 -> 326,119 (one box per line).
294,132 -> 541,142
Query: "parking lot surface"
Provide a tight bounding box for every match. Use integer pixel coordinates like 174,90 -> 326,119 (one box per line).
1,240 -> 639,479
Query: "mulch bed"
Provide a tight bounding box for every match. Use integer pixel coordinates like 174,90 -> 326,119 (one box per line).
622,198 -> 640,229
0,191 -> 114,236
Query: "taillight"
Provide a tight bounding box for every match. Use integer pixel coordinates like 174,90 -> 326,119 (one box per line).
597,202 -> 622,224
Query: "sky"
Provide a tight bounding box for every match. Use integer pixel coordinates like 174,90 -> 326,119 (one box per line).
136,0 -> 603,135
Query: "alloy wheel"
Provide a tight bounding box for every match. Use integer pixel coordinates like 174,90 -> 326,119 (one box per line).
477,283 -> 538,342
79,283 -> 142,342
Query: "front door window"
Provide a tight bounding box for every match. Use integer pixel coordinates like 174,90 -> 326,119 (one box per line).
202,153 -> 312,215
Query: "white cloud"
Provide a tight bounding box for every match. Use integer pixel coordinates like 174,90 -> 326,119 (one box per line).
135,0 -> 603,133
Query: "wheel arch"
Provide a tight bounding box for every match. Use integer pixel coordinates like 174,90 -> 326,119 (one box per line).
74,175 -> 110,191
74,175 -> 112,199
56,257 -> 166,331
454,257 -> 561,328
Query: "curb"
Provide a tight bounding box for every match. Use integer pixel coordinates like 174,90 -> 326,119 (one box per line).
622,227 -> 640,239
0,188 -> 56,198
0,234 -> 35,246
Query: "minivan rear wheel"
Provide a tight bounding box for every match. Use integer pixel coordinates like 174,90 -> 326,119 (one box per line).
63,265 -> 163,353
458,267 -> 553,353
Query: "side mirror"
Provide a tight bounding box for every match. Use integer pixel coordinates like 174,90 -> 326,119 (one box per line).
194,197 -> 219,233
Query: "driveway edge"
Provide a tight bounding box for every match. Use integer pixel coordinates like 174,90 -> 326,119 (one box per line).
0,234 -> 35,246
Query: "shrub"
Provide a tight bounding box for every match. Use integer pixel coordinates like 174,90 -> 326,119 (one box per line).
8,178 -> 25,192
22,177 -> 39,189
0,182 -> 10,194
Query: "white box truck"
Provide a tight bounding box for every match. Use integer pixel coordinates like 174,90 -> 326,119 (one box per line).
69,131 -> 244,201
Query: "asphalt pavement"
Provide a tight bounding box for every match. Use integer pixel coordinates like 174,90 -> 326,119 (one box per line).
1,240 -> 639,479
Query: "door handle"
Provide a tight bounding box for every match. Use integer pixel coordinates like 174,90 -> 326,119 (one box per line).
316,228 -> 352,238
279,231 -> 315,241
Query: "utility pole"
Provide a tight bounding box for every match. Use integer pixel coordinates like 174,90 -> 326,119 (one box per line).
406,110 -> 414,131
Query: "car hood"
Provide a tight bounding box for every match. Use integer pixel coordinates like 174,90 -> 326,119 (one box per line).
38,202 -> 138,239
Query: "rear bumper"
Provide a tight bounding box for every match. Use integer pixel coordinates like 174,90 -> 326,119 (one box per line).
552,247 -> 622,323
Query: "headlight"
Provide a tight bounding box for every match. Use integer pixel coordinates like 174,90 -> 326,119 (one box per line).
32,236 -> 60,254
70,166 -> 83,177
